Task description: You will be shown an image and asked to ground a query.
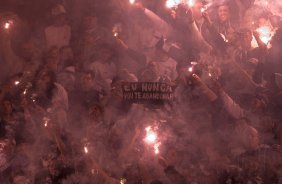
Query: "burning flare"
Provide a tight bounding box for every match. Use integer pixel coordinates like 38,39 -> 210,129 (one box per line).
144,126 -> 161,154
187,0 -> 194,7
188,67 -> 193,73
4,22 -> 10,29
4,20 -> 13,30
145,126 -> 157,144
154,142 -> 161,154
166,0 -> 182,8
252,26 -> 275,48
14,81 -> 20,86
84,146 -> 88,154
256,26 -> 273,45
43,117 -> 50,127
120,178 -> 127,184
129,0 -> 135,4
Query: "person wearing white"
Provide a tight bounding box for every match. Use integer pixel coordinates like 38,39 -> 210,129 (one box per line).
44,4 -> 71,49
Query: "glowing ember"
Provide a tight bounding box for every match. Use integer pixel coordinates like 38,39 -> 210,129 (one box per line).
144,126 -> 161,154
129,0 -> 135,4
43,117 -> 49,127
4,20 -> 13,30
4,22 -> 10,29
188,67 -> 193,73
252,26 -> 275,48
14,81 -> 20,85
201,7 -> 205,13
154,143 -> 161,154
84,146 -> 88,154
120,178 -> 127,184
220,33 -> 228,43
166,0 -> 182,8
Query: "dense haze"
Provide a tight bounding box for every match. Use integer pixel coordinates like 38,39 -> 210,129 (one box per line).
0,0 -> 282,183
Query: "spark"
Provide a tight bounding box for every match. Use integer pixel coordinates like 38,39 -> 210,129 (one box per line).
43,117 -> 49,127
84,146 -> 88,154
14,81 -> 20,86
4,20 -> 13,30
144,126 -> 162,154
166,0 -> 182,8
154,143 -> 161,154
188,67 -> 193,73
220,33 -> 228,43
4,23 -> 10,29
129,0 -> 135,4
145,126 -> 157,144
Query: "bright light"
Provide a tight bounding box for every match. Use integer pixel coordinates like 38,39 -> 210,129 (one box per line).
84,146 -> 88,154
208,73 -> 212,77
188,67 -> 193,73
257,26 -> 272,44
252,26 -> 275,48
14,81 -> 20,85
145,126 -> 157,144
120,178 -> 127,184
114,32 -> 118,37
4,23 -> 10,29
154,143 -> 161,154
4,20 -> 13,30
166,0 -> 182,8
144,126 -> 161,154
146,132 -> 157,143
129,0 -> 135,4
220,33 -> 228,43
187,0 -> 194,7
43,117 -> 49,127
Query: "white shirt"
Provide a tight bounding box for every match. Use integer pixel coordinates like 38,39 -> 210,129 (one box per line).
45,25 -> 71,49
90,61 -> 117,92
90,61 -> 117,81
